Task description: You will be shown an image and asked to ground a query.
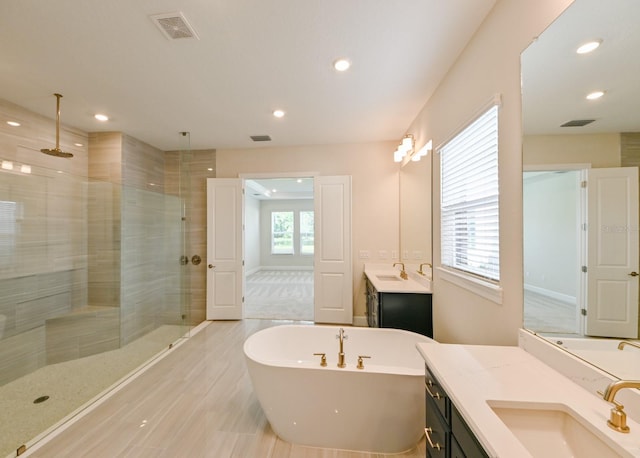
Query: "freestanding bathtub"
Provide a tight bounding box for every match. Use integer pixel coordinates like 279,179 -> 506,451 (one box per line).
243,324 -> 436,453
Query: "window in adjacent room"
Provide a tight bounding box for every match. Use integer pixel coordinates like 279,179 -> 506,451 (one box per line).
440,103 -> 500,282
271,211 -> 294,254
299,210 -> 314,255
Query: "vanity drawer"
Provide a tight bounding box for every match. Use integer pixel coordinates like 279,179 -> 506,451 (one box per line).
425,365 -> 449,421
425,394 -> 448,458
451,403 -> 488,458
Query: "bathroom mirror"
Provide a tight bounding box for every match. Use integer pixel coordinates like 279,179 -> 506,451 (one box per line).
399,153 -> 432,269
521,0 -> 640,371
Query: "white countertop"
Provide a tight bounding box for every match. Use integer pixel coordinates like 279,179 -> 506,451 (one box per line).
364,263 -> 431,293
415,343 -> 640,457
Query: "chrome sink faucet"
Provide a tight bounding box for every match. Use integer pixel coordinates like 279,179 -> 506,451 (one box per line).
337,327 -> 348,368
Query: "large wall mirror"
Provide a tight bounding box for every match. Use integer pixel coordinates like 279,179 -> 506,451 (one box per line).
400,149 -> 432,271
522,0 -> 640,374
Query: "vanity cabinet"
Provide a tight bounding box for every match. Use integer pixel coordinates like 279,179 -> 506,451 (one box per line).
425,364 -> 488,458
365,278 -> 433,337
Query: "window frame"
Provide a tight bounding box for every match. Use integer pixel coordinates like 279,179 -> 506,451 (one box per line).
438,97 -> 503,303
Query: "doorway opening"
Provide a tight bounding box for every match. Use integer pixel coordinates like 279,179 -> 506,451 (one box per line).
523,168 -> 583,335
243,177 -> 315,321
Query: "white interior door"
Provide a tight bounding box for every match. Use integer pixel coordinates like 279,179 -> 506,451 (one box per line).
313,175 -> 353,324
206,178 -> 244,320
585,167 -> 639,338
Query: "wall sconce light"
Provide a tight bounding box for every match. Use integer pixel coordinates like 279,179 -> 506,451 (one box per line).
411,139 -> 432,162
393,134 -> 414,162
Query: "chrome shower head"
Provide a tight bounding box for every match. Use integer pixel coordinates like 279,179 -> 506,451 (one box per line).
41,93 -> 73,158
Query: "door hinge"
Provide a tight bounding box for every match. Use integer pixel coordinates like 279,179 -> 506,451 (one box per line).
242,296 -> 245,302
582,223 -> 587,231
581,266 -> 587,273
581,180 -> 587,188
581,308 -> 587,316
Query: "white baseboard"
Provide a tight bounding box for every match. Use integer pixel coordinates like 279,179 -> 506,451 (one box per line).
524,283 -> 576,304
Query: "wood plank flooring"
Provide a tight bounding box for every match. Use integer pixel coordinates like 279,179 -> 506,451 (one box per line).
27,320 -> 426,458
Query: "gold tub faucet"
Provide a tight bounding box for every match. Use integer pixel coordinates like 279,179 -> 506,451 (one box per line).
337,328 -> 348,368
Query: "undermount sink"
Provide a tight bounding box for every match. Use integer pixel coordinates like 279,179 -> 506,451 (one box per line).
488,401 -> 628,458
376,274 -> 401,281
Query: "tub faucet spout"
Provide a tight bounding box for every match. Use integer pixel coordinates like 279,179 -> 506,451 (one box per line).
337,328 -> 348,368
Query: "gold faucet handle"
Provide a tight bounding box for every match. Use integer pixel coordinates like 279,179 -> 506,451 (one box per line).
598,390 -> 630,433
313,353 -> 327,367
356,355 -> 371,370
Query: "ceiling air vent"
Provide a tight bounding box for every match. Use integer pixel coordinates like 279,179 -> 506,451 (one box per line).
560,119 -> 595,127
150,12 -> 199,40
250,135 -> 272,142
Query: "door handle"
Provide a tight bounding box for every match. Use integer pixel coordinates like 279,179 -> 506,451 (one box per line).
208,264 -> 215,269
629,272 -> 639,277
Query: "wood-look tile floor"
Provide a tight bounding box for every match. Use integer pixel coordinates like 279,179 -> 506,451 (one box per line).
27,320 -> 426,458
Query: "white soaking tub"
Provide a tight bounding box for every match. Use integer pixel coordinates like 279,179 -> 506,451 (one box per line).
243,324 -> 436,453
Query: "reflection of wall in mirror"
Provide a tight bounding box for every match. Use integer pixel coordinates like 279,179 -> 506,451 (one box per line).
523,171 -> 579,299
523,133 -> 621,168
399,157 -> 432,264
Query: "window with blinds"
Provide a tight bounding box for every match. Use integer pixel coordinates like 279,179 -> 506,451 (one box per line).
440,104 -> 499,281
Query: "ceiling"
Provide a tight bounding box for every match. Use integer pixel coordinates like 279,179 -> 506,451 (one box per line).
522,0 -> 640,135
0,0 -> 497,152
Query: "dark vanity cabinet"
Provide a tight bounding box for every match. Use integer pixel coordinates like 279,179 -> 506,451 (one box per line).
365,278 -> 433,338
425,364 -> 488,458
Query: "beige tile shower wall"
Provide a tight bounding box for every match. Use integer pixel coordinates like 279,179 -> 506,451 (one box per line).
120,135 -> 189,344
164,149 -> 215,325
0,97 -> 89,382
88,132 -> 122,309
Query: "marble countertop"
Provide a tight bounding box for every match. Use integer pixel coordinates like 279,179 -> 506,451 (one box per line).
415,343 -> 640,457
363,263 -> 431,294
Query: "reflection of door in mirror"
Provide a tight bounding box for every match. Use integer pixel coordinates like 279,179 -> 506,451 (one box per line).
399,156 -> 432,270
524,165 -> 640,339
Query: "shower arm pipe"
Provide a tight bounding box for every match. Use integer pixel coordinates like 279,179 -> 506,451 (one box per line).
54,93 -> 62,149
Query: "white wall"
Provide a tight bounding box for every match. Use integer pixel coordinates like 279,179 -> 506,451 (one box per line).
259,199 -> 314,268
523,171 -> 579,298
244,194 -> 261,274
215,141 -> 400,318
405,0 -> 574,345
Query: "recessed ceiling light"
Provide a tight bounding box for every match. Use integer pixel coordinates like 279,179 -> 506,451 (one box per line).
7,121 -> 20,127
333,58 -> 351,72
94,114 -> 109,122
576,40 -> 601,54
586,90 -> 605,100
273,110 -> 285,118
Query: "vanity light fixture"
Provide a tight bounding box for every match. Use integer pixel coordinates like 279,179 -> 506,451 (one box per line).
94,113 -> 109,122
411,140 -> 433,162
586,90 -> 605,100
7,121 -> 20,127
576,40 -> 602,54
393,134 -> 415,162
333,58 -> 351,72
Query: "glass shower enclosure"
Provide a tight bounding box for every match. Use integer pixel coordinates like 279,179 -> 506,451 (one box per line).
0,115 -> 193,456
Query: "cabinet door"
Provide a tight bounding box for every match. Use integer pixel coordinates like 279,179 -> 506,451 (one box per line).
451,403 -> 489,458
425,395 -> 448,458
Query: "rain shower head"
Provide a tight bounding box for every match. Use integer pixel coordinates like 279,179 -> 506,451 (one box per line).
41,93 -> 73,158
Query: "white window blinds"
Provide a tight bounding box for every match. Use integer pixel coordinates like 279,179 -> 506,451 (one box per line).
440,104 -> 499,281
